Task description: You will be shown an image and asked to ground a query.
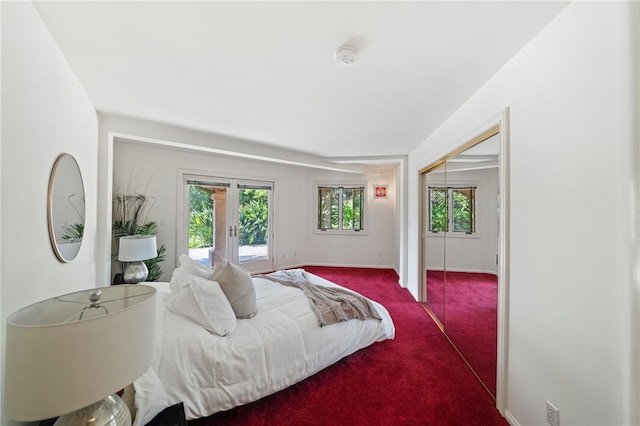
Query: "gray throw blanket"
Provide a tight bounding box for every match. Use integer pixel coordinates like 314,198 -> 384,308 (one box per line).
257,269 -> 382,327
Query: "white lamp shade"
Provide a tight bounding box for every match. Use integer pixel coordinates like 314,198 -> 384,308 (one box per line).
4,285 -> 156,421
118,235 -> 157,262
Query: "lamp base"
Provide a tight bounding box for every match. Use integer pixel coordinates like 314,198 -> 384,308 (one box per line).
123,261 -> 149,283
54,393 -> 131,426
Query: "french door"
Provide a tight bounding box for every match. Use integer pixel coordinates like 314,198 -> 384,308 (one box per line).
180,174 -> 274,273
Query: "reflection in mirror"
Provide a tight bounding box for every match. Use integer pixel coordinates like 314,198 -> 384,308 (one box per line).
423,162 -> 446,327
444,134 -> 499,397
47,154 -> 85,262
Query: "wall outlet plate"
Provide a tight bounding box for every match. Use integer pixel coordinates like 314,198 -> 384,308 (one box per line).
546,400 -> 559,426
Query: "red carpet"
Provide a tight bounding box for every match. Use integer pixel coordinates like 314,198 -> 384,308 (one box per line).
444,271 -> 498,397
426,269 -> 445,322
189,266 -> 506,426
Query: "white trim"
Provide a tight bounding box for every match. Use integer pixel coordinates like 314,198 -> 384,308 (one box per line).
631,2 -> 640,423
503,409 -> 520,426
110,131 -> 362,174
496,107 -> 510,415
442,267 -> 498,275
97,130 -> 115,285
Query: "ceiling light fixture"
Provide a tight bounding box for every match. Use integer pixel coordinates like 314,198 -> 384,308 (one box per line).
335,46 -> 356,66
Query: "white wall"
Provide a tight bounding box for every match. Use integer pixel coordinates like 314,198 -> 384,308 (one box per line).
1,2 -> 98,424
408,2 -> 635,425
101,115 -> 398,283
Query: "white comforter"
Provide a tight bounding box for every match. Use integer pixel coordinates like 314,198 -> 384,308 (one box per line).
144,272 -> 394,420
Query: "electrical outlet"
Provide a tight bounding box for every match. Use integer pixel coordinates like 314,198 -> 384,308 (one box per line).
546,400 -> 559,426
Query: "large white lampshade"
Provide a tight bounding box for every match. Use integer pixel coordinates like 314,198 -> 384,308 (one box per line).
118,235 -> 157,283
4,284 -> 156,423
118,235 -> 157,262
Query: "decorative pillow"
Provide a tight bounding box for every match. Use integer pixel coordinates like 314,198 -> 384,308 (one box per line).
132,367 -> 171,426
166,274 -> 237,336
210,253 -> 227,279
211,258 -> 257,319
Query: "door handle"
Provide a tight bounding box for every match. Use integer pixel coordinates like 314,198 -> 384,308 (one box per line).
234,225 -> 237,237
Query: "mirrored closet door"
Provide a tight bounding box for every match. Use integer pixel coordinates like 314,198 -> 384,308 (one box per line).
420,127 -> 500,398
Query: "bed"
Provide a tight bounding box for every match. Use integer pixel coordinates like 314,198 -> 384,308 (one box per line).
132,260 -> 395,423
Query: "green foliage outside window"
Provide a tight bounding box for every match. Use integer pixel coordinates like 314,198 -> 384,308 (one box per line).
189,186 -> 214,249
238,189 -> 269,245
452,189 -> 474,233
318,186 -> 364,231
318,187 -> 339,230
429,188 -> 448,232
342,188 -> 363,231
429,187 -> 475,234
188,186 -> 269,248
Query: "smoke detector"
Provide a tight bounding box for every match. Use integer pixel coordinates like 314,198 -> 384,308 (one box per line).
335,46 -> 356,66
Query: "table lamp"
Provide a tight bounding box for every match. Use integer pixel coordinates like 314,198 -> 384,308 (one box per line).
4,284 -> 156,425
118,235 -> 157,283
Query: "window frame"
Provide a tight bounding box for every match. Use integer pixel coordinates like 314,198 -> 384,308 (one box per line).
315,183 -> 367,235
428,184 -> 477,237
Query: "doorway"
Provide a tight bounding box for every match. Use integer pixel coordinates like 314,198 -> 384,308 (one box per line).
181,174 -> 274,273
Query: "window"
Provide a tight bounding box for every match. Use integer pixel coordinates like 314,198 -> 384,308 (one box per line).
429,186 -> 475,234
317,185 -> 364,232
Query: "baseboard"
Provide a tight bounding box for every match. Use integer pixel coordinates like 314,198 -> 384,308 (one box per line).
435,267 -> 498,275
272,262 -> 396,271
503,409 -> 519,426
301,262 -> 396,269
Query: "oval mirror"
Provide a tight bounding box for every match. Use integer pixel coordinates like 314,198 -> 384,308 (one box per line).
47,154 -> 85,262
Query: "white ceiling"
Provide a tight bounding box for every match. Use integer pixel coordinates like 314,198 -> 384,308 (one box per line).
33,1 -> 568,159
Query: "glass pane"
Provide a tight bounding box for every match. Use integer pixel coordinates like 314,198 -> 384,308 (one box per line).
452,189 -> 474,233
429,188 -> 448,232
342,188 -> 354,230
318,188 -> 339,230
188,184 -> 226,266
238,188 -> 269,262
342,188 -> 363,231
354,188 -> 363,230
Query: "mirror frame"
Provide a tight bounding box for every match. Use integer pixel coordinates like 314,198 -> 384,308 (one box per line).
47,153 -> 85,263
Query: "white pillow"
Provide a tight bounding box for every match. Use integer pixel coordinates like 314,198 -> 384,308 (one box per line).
166,274 -> 237,336
177,254 -> 214,279
169,268 -> 194,293
132,367 -> 171,426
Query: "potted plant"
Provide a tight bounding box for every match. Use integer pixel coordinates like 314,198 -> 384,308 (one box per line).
112,192 -> 166,282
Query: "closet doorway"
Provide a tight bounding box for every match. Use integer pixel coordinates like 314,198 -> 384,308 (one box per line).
419,123 -> 507,403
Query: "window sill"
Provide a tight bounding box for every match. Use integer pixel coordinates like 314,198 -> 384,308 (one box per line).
315,230 -> 368,236
427,232 -> 480,240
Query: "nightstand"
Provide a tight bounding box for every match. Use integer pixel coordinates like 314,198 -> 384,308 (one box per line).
146,402 -> 187,426
39,402 -> 187,426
